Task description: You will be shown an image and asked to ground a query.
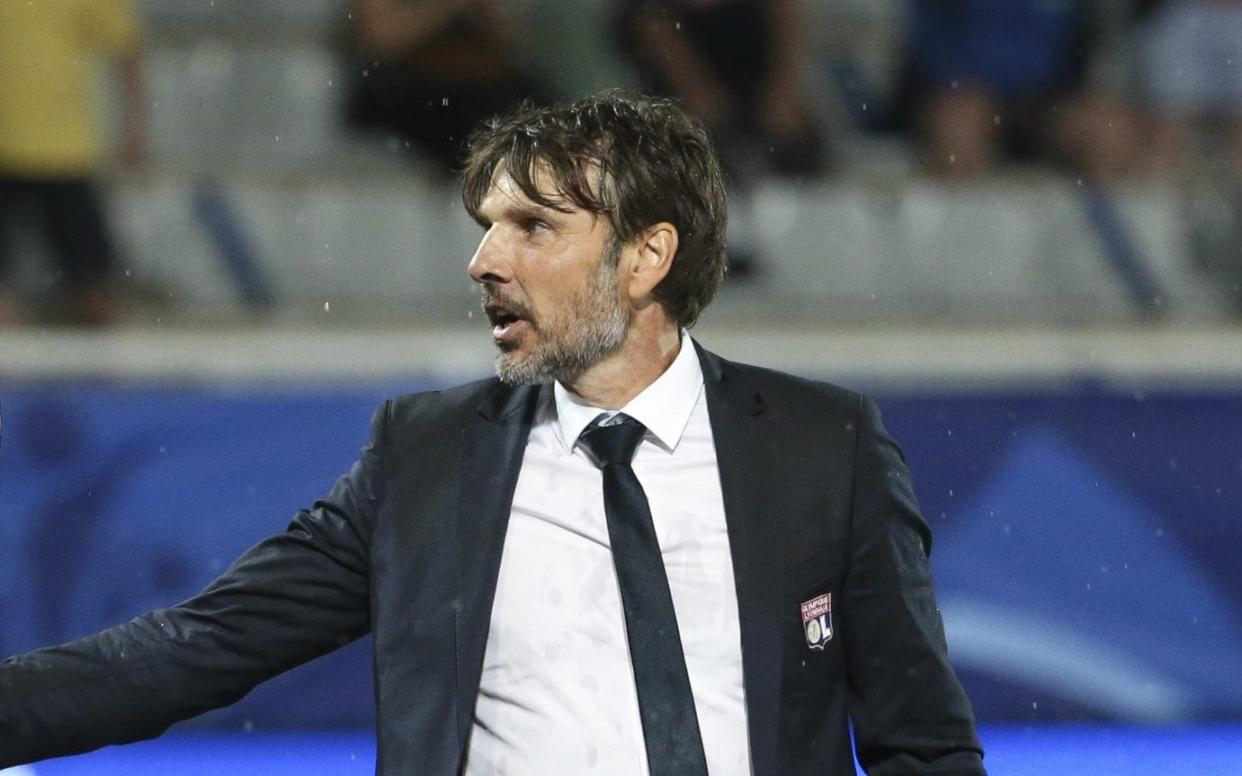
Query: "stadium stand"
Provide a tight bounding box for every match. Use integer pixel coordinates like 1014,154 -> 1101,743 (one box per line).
20,0 -> 1207,326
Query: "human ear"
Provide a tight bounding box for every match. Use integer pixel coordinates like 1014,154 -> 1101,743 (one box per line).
626,222 -> 678,302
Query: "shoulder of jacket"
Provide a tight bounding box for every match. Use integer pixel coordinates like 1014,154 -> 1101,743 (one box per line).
710,351 -> 865,414
383,376 -> 504,428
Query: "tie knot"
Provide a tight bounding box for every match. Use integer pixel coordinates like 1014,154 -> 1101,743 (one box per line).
579,413 -> 647,467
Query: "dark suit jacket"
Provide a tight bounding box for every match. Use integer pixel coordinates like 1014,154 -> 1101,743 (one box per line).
0,345 -> 985,774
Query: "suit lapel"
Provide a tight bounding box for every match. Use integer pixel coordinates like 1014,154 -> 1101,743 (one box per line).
697,344 -> 785,776
447,348 -> 787,769
453,380 -> 542,745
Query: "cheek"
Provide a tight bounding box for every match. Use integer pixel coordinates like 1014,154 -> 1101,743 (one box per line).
525,273 -> 577,317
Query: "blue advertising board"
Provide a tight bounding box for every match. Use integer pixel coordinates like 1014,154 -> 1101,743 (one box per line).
2,379 -> 1240,730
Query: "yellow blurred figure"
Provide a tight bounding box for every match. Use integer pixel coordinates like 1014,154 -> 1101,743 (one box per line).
0,0 -> 142,175
0,0 -> 145,326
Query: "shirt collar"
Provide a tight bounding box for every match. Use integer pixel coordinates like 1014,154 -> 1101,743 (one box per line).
553,332 -> 704,455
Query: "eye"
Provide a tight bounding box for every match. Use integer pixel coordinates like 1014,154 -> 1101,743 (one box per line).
520,217 -> 551,235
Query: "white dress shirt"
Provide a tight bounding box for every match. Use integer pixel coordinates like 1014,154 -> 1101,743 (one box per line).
466,336 -> 751,775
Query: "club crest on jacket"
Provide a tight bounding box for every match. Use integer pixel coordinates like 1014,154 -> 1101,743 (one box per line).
801,593 -> 833,650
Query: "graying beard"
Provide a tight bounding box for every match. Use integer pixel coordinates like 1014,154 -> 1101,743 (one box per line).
495,313 -> 626,385
494,267 -> 628,386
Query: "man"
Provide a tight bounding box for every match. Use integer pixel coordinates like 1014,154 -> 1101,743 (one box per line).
619,0 -> 827,178
0,0 -> 146,325
0,94 -> 984,774
345,0 -> 549,176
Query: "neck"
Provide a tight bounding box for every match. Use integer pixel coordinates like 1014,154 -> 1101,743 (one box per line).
563,314 -> 682,410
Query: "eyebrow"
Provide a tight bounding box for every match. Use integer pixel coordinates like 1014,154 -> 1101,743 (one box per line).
473,201 -> 565,228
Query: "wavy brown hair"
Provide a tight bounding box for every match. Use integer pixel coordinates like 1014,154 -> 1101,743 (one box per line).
462,92 -> 729,328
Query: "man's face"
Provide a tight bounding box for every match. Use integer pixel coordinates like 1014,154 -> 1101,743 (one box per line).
468,166 -> 630,385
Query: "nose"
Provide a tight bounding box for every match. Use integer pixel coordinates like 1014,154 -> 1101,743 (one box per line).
467,226 -> 510,286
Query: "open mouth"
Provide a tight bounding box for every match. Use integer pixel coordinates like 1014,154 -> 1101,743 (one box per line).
491,313 -> 524,339
483,297 -> 533,342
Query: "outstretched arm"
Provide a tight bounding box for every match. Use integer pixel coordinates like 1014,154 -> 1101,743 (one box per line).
0,402 -> 390,767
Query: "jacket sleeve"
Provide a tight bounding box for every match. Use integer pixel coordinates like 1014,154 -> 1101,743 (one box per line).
842,396 -> 986,775
0,401 -> 390,767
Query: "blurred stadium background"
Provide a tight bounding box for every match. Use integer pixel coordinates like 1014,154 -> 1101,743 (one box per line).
2,0 -> 1241,773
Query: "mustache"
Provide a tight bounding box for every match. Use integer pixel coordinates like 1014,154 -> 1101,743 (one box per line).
480,289 -> 535,325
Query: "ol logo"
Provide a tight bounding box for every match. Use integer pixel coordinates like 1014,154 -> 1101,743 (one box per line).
800,593 -> 832,650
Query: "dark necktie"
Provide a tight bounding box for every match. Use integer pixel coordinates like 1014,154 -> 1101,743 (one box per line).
578,413 -> 709,776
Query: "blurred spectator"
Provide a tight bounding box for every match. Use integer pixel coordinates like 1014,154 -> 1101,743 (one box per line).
901,0 -> 1143,182
345,0 -> 549,177
1139,0 -> 1242,179
618,0 -> 829,179
0,0 -> 146,327
1136,0 -> 1242,309
1049,1 -> 1156,183
618,0 -> 828,278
